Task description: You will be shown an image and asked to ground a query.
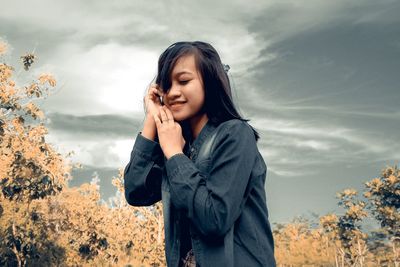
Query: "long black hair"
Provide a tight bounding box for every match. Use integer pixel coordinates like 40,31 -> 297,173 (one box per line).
155,41 -> 260,141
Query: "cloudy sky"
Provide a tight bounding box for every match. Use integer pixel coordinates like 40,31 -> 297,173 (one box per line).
1,0 -> 399,224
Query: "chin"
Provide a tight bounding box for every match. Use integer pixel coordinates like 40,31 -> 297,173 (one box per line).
172,114 -> 188,122
169,109 -> 190,122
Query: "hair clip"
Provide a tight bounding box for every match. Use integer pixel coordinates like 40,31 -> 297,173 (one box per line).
223,64 -> 230,73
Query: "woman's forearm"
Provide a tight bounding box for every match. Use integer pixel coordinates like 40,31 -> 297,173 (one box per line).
141,115 -> 157,141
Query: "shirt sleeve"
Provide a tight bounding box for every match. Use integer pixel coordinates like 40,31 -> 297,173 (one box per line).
124,132 -> 164,206
165,121 -> 257,237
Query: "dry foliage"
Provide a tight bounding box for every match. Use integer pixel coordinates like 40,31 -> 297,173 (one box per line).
273,170 -> 399,267
0,49 -> 165,266
0,41 -> 8,55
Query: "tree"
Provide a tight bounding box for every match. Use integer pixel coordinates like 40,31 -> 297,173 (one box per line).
1,41 -> 166,266
364,165 -> 400,267
1,41 -> 68,266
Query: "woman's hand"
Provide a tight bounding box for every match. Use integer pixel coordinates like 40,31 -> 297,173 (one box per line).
141,84 -> 164,141
144,83 -> 164,118
153,106 -> 186,159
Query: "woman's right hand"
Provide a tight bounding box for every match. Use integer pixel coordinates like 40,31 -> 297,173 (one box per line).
144,83 -> 164,118
141,84 -> 164,141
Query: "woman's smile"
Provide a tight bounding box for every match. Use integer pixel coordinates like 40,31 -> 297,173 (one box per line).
169,102 -> 186,110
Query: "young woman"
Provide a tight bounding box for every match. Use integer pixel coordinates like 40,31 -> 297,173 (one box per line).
124,41 -> 276,267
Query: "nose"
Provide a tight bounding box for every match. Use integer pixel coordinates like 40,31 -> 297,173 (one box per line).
166,84 -> 182,102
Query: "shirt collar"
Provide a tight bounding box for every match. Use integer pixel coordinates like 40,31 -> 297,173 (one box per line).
185,119 -> 217,160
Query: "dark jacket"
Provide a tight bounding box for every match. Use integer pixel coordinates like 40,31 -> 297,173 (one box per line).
124,118 -> 276,267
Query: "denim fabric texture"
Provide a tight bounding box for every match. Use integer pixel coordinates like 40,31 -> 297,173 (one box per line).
124,119 -> 276,267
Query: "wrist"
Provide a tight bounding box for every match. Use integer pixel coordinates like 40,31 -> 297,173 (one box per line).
165,150 -> 184,160
142,115 -> 157,141
145,113 -> 155,123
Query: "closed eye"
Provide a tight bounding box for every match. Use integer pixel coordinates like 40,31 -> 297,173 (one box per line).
179,80 -> 190,85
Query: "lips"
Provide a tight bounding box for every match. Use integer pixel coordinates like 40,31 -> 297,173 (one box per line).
169,101 -> 186,109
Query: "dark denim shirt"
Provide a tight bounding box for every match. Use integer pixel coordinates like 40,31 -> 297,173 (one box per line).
124,119 -> 276,267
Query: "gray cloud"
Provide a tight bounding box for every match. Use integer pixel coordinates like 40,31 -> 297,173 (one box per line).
244,0 -> 400,104
232,0 -> 400,180
45,112 -> 143,139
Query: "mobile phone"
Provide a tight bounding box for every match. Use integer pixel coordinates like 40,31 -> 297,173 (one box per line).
154,83 -> 164,105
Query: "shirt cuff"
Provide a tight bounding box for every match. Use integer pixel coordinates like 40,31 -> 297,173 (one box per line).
133,132 -> 163,161
165,153 -> 192,176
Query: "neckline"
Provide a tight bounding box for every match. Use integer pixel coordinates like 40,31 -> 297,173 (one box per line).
189,119 -> 216,157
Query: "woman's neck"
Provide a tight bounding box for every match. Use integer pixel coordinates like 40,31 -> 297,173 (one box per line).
189,113 -> 209,140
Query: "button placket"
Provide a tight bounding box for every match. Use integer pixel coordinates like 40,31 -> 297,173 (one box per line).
189,146 -> 196,160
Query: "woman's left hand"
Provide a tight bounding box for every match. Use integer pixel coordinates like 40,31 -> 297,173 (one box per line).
153,106 -> 186,159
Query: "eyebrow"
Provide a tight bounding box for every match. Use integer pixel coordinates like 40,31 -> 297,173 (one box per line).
173,71 -> 193,77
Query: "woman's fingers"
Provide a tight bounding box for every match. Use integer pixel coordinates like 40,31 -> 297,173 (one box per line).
154,106 -> 175,129
153,114 -> 162,129
151,86 -> 162,95
159,106 -> 168,123
163,106 -> 175,125
149,87 -> 162,100
144,83 -> 165,117
148,84 -> 163,99
152,84 -> 163,95
154,106 -> 184,158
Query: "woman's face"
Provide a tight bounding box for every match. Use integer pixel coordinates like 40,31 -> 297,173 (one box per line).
164,54 -> 206,122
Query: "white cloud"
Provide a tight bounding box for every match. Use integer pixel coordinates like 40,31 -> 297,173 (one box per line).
252,115 -> 398,177
265,117 -> 387,153
45,130 -> 135,168
267,165 -> 317,177
40,42 -> 158,115
111,139 -> 137,167
294,140 -> 332,151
